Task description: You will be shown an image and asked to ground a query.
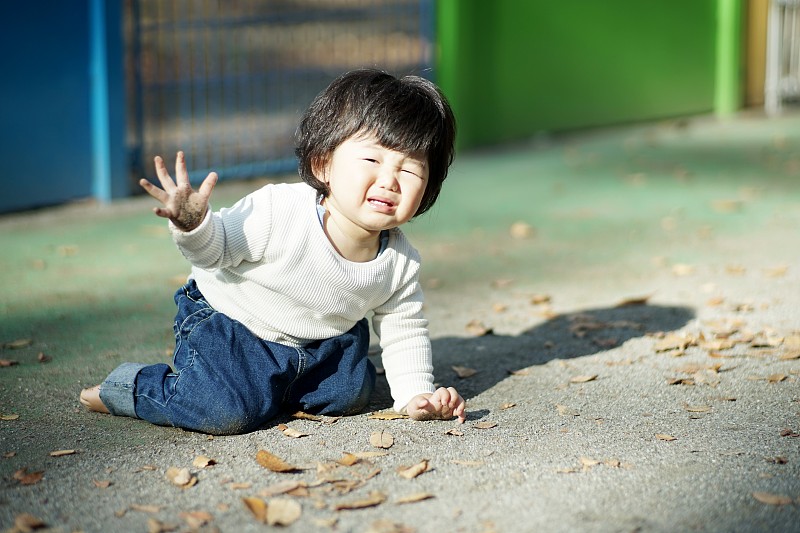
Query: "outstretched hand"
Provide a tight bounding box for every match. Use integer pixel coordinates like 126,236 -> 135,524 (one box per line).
139,151 -> 218,232
406,387 -> 466,423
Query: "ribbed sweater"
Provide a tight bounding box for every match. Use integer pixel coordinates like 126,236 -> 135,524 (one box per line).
170,182 -> 436,411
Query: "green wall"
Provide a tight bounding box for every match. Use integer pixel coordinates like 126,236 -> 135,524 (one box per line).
437,1 -> 720,148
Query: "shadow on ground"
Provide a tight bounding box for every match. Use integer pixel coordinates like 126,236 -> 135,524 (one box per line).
368,304 -> 695,410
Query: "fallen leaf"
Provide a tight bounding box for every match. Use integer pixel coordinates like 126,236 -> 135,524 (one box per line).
1,414 -> 20,421
779,350 -> 800,361
49,449 -> 76,457
616,295 -> 651,307
473,421 -> 497,429
445,428 -> 464,437
0,359 -> 19,367
656,434 -> 677,442
14,468 -> 44,485
765,456 -> 788,464
530,294 -> 552,305
4,338 -> 32,350
266,498 -> 302,526
337,452 -> 360,466
255,450 -> 299,473
767,374 -> 788,383
683,405 -> 712,413
165,467 -> 196,488
764,264 -> 788,278
93,479 -> 112,488
779,428 -> 799,438
130,504 -> 163,514
465,320 -> 493,336
450,459 -> 484,467
396,492 -> 435,505
370,430 -> 394,449
500,402 -> 516,410
36,352 -> 51,364
242,497 -> 268,523
509,221 -> 534,239
451,365 -> 478,379
228,482 -> 252,490
570,374 -> 598,384
192,455 -> 216,468
368,411 -> 409,420
147,518 -> 178,533
13,513 -> 46,532
290,411 -> 323,422
556,404 -> 580,417
667,378 -> 695,386
334,491 -> 387,511
752,491 -> 793,505
654,334 -> 693,353
180,510 -> 213,529
492,303 -> 508,313
276,424 -> 308,438
4,451 -> 16,458
259,480 -> 307,497
397,460 -> 429,479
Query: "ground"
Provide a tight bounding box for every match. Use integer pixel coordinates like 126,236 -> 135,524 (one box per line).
1,112 -> 799,532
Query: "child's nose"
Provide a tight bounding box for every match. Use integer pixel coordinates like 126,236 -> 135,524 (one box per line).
376,167 -> 399,191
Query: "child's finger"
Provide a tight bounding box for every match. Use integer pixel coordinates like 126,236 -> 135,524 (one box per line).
198,172 -> 218,199
153,156 -> 176,192
175,151 -> 190,186
139,178 -> 168,204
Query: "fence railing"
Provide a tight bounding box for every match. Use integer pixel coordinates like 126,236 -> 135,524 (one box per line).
766,0 -> 800,114
125,0 -> 435,184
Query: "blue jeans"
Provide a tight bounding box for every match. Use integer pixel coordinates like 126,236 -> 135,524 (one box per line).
99,280 -> 376,435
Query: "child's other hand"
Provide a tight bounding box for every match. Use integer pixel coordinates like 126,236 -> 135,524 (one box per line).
139,151 -> 218,232
406,387 -> 466,423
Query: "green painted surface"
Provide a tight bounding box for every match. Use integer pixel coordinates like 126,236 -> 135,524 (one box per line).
437,0 -> 720,148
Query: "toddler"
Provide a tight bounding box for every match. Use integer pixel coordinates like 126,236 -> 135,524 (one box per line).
80,68 -> 465,435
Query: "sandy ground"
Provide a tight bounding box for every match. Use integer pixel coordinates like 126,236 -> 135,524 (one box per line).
1,113 -> 799,532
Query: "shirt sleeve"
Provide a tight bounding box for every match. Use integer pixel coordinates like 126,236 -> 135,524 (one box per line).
372,258 -> 437,412
170,185 -> 273,270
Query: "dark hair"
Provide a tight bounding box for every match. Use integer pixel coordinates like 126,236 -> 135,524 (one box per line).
295,69 -> 456,217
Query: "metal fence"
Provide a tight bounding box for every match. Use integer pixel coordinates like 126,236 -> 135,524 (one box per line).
766,0 -> 800,114
124,0 -> 435,184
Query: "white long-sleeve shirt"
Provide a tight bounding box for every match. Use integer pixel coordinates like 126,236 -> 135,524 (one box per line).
170,182 -> 436,411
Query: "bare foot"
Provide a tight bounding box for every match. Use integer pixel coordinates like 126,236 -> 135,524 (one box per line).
79,385 -> 110,414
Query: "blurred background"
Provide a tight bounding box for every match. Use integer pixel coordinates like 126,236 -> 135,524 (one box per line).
0,0 -> 796,213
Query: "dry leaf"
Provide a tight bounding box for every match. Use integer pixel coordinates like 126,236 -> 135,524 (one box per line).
368,411 -> 409,420
130,504 -> 163,514
396,492 -> 435,505
36,352 -> 51,363
684,405 -> 712,413
445,428 -> 464,437
508,368 -> 530,376
266,498 -> 302,526
165,467 -> 196,488
465,320 -> 493,337
779,350 -> 800,361
752,492 -> 793,505
228,482 -> 252,490
656,434 -> 677,442
509,221 -> 534,239
337,452 -> 360,466
370,430 -> 394,449
616,295 -> 651,307
492,303 -> 508,313
4,338 -> 32,349
397,460 -> 429,479
243,497 -> 268,523
556,404 -> 580,417
451,365 -> 478,379
530,294 -> 552,305
180,510 -> 213,529
93,479 -> 112,488
767,374 -> 787,383
260,480 -> 307,497
192,455 -> 216,468
654,334 -> 693,352
334,491 -> 387,511
49,449 -> 76,457
764,264 -> 789,278
14,468 -> 44,485
474,421 -> 497,429
276,424 -> 308,438
570,374 -> 598,384
291,411 -> 323,422
14,513 -> 46,532
255,450 -> 299,473
147,518 -> 178,533
500,402 -> 516,410
450,459 -> 484,467
1,414 -> 20,421
0,359 -> 19,367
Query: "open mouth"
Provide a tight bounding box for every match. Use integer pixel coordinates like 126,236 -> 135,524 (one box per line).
368,197 -> 396,210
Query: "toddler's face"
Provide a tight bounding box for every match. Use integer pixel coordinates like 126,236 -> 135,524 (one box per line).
318,134 -> 428,235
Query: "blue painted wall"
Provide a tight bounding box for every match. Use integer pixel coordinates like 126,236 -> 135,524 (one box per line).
0,0 -> 126,213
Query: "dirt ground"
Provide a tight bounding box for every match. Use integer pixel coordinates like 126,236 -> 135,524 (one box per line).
1,112 -> 799,532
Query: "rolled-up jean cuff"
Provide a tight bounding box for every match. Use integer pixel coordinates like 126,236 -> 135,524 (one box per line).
100,362 -> 148,419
